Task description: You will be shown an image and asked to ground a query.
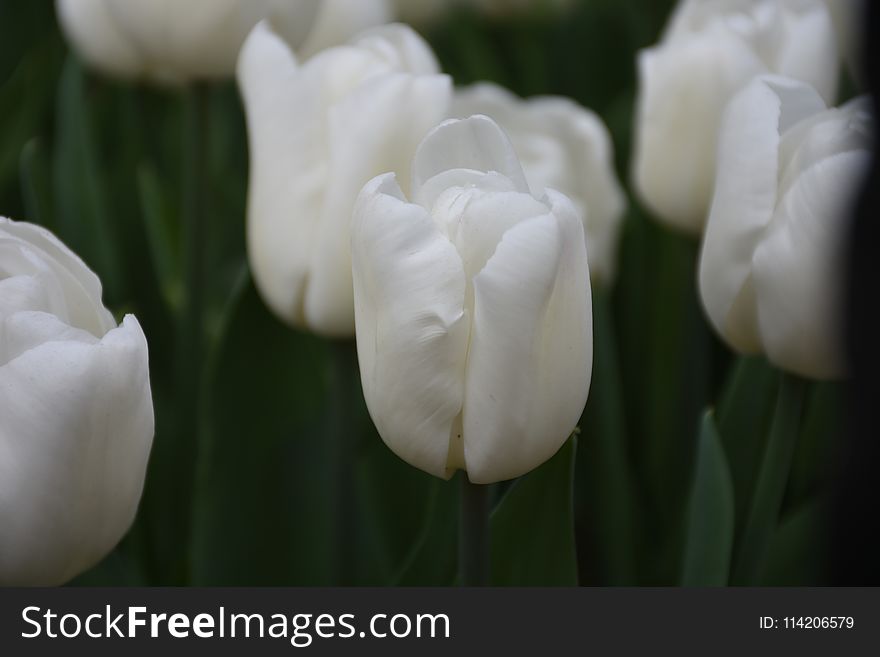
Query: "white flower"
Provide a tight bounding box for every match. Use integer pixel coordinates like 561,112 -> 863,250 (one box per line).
55,0 -> 391,83
452,82 -> 625,283
238,22 -> 451,336
633,0 -> 839,233
0,218 -> 154,585
351,116 -> 592,483
698,75 -> 872,379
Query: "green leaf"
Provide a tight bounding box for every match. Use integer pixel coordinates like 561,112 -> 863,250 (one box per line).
490,437 -> 578,586
19,138 -> 53,227
680,411 -> 735,586
189,277 -> 333,585
760,496 -> 831,586
716,355 -> 779,536
52,57 -> 123,302
392,479 -> 459,586
576,290 -> 637,585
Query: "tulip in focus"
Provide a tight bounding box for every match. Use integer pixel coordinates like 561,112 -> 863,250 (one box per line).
632,0 -> 839,233
452,82 -> 625,283
698,75 -> 872,379
238,22 -> 451,336
0,218 -> 154,585
351,115 -> 592,484
55,0 -> 392,83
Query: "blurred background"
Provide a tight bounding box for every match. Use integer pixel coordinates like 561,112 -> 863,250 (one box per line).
0,0 -> 865,586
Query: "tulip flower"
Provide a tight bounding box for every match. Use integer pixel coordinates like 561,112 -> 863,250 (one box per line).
239,22 -> 451,336
55,0 -> 391,83
632,0 -> 839,233
698,75 -> 872,380
452,82 -> 625,283
0,218 -> 154,585
351,115 -> 592,483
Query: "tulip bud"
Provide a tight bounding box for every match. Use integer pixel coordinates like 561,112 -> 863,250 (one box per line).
632,0 -> 839,233
239,22 -> 451,336
698,75 -> 872,379
0,218 -> 154,585
351,116 -> 592,484
55,0 -> 391,83
452,82 -> 625,284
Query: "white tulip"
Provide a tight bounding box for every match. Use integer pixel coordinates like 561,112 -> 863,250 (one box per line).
0,218 -> 154,585
698,75 -> 872,379
452,83 -> 626,283
239,22 -> 451,336
351,115 -> 592,483
55,0 -> 392,83
633,0 -> 839,233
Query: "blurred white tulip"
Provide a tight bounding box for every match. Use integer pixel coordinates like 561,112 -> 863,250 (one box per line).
452,82 -> 625,283
698,75 -> 872,379
352,116 -> 592,483
55,0 -> 392,83
633,0 -> 840,233
0,218 -> 154,585
238,22 -> 451,336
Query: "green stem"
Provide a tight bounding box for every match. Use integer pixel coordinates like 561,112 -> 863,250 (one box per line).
176,83 -> 209,583
731,373 -> 807,585
459,475 -> 489,586
329,340 -> 358,585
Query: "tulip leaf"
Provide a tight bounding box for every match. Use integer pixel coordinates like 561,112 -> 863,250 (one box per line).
490,437 -> 578,586
52,56 -> 123,302
391,479 -> 460,586
576,290 -> 637,585
19,138 -> 53,227
680,411 -> 735,586
760,496 -> 831,586
716,356 -> 779,537
190,276 -> 334,585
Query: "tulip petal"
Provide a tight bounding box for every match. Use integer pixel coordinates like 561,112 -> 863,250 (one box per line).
0,315 -> 153,585
770,0 -> 838,104
298,0 -> 393,59
237,22 -> 321,328
1,218 -> 116,337
452,83 -> 626,283
753,149 -> 870,379
55,0 -> 144,78
633,28 -> 765,231
352,174 -> 468,479
699,76 -> 825,354
463,191 -> 591,483
412,115 -> 529,203
305,66 -> 451,335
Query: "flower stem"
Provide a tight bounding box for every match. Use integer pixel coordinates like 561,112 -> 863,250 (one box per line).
329,339 -> 358,585
459,475 -> 489,586
731,372 -> 807,585
176,82 -> 209,583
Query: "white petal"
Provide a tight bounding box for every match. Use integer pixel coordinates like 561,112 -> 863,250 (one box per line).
237,22 -> 320,328
770,0 -> 838,103
351,174 -> 468,479
412,115 -> 529,204
350,22 -> 442,75
699,76 -> 825,354
632,28 -> 766,232
0,315 -> 154,585
55,0 -> 144,77
463,191 -> 591,483
304,67 -> 451,335
298,0 -> 393,59
0,218 -> 116,337
754,149 -> 869,379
